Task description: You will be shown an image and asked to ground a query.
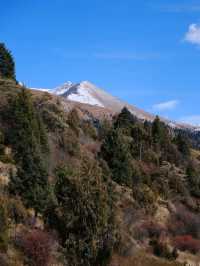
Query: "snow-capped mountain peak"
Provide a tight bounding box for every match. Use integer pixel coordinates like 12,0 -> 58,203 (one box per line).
50,81 -> 105,107
30,81 -> 200,131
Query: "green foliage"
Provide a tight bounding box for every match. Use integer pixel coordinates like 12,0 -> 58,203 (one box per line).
45,157 -> 116,266
175,133 -> 191,158
114,107 -> 136,134
133,184 -> 157,212
186,162 -> 200,197
101,129 -> 134,186
81,120 -> 98,139
152,116 -> 166,145
100,107 -> 200,205
131,124 -> 149,160
7,88 -> 49,214
67,109 -> 80,135
99,119 -> 112,140
60,128 -> 80,156
0,43 -> 15,81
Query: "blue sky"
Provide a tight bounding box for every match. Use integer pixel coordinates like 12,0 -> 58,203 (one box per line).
1,0 -> 200,125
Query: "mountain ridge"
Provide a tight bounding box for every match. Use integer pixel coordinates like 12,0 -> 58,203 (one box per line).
31,81 -> 200,131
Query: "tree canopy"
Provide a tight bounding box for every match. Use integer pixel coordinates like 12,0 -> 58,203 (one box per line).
0,43 -> 16,81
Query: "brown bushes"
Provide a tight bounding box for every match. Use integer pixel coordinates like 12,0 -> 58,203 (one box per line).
173,235 -> 200,254
17,229 -> 53,266
168,204 -> 200,238
134,220 -> 165,241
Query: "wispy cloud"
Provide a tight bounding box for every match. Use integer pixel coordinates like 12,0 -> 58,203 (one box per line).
152,100 -> 180,112
157,4 -> 200,13
179,115 -> 200,126
93,52 -> 160,61
184,24 -> 200,46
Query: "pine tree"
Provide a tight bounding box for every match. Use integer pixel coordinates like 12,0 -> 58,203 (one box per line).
0,43 -> 16,80
8,88 -> 49,214
45,158 -> 116,266
131,124 -> 149,160
175,133 -> 190,158
114,107 -> 136,133
152,116 -> 164,144
101,129 -> 133,186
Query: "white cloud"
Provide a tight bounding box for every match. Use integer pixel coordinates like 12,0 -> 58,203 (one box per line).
185,24 -> 200,45
179,115 -> 200,126
152,100 -> 179,112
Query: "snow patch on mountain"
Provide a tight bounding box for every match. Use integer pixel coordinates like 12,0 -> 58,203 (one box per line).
53,81 -> 73,95
31,87 -> 51,92
67,83 -> 104,107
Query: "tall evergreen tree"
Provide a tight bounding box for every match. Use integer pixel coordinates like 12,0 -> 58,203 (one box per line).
8,88 -> 49,214
114,107 -> 137,133
46,158 -> 116,266
0,43 -> 16,80
101,129 -> 133,186
152,116 -> 164,144
175,133 -> 191,158
131,124 -> 149,160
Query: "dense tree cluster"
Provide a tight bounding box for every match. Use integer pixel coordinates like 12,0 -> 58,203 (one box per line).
6,88 -> 49,214
45,158 -> 116,266
100,107 -> 199,201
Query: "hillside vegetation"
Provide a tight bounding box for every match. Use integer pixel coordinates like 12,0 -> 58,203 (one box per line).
0,44 -> 200,265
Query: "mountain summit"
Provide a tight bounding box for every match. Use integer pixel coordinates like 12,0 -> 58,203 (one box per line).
34,81 -> 155,121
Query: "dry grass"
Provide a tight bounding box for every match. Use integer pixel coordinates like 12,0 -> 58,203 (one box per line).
110,252 -> 184,266
191,149 -> 200,160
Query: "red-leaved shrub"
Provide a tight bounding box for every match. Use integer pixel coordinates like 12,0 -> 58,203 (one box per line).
135,221 -> 165,241
169,204 -> 200,238
18,229 -> 53,266
174,235 -> 200,254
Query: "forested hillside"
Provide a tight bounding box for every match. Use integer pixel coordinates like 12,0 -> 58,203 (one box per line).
0,43 -> 200,266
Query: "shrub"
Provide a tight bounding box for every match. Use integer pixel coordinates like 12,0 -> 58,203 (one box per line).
67,109 -> 80,136
168,204 -> 200,238
0,253 -> 9,266
7,198 -> 27,224
81,120 -> 97,139
173,235 -> 200,254
142,221 -> 165,239
18,229 -> 53,266
60,128 -> 80,156
133,184 -> 157,212
150,239 -> 177,260
134,220 -> 165,241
